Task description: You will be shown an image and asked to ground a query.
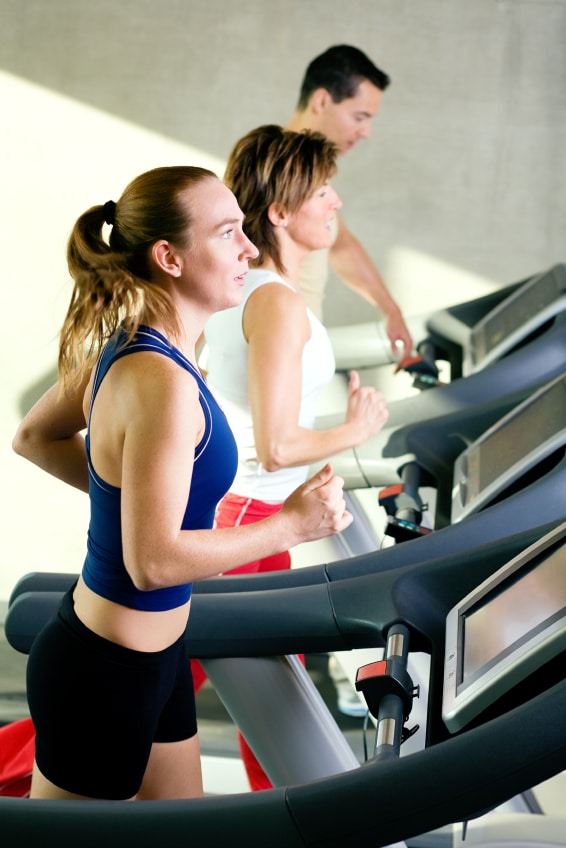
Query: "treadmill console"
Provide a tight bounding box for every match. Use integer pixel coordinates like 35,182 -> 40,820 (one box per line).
464,264 -> 566,375
442,521 -> 566,732
451,373 -> 566,523
425,264 -> 566,377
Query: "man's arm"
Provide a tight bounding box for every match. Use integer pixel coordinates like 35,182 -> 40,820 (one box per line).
329,214 -> 412,358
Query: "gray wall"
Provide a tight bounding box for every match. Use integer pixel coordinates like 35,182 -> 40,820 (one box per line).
1,0 -> 565,600
2,0 -> 565,325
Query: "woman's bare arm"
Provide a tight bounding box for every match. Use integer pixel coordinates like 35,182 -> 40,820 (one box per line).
116,353 -> 351,591
12,376 -> 91,492
244,282 -> 389,472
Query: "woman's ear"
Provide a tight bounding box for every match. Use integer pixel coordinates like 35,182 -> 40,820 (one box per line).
151,240 -> 182,278
267,202 -> 288,229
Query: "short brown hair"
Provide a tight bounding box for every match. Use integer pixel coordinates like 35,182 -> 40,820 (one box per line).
224,125 -> 337,275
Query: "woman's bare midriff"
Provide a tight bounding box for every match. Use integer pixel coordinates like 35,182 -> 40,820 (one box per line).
72,575 -> 191,652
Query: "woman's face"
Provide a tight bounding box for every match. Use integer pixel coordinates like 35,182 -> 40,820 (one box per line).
284,181 -> 342,251
177,178 -> 258,312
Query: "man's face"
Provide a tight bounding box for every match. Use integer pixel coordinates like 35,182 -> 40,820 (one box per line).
318,79 -> 383,154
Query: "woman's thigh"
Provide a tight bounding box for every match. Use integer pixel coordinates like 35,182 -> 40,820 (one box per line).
137,735 -> 203,800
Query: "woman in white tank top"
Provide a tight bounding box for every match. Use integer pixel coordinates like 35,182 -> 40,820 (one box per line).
202,125 -> 390,790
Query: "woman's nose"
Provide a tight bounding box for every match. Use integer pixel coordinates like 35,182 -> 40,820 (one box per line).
331,188 -> 343,210
244,234 -> 259,260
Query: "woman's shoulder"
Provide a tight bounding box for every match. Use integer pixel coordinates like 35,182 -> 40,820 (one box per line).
244,273 -> 310,345
246,268 -> 293,293
102,334 -> 200,406
246,272 -> 303,310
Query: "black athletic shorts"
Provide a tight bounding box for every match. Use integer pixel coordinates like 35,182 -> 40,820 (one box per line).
26,586 -> 197,799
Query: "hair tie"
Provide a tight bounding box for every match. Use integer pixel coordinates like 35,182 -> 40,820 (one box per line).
103,200 -> 116,225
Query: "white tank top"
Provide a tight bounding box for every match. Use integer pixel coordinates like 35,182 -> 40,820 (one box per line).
204,269 -> 335,503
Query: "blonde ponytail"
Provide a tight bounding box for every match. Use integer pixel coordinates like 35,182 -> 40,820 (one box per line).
57,165 -> 217,392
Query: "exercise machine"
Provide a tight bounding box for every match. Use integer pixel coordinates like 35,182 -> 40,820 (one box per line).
2,520 -> 564,847
3,265 -> 565,845
319,263 -> 566,494
328,262 -> 566,378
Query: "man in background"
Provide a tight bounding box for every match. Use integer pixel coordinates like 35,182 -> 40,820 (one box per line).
286,44 -> 413,359
287,46 -> 412,717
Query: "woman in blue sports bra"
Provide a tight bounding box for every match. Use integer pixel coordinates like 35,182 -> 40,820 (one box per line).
12,165 -> 353,802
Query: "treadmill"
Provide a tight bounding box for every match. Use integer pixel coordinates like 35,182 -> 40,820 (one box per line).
328,262 -> 566,377
2,520 -> 564,848
3,266 -> 565,845
320,262 -> 566,494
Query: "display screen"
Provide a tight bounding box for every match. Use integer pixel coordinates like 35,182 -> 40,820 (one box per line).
443,523 -> 566,732
471,269 -> 561,364
477,376 -> 566,491
459,543 -> 566,690
454,374 -> 566,514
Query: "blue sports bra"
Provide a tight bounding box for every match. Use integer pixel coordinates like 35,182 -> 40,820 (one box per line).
81,326 -> 238,612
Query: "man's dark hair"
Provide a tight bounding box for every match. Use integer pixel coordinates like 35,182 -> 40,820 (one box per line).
297,45 -> 390,109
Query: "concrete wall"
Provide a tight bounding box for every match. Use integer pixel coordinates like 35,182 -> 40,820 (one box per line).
1,0 -> 565,603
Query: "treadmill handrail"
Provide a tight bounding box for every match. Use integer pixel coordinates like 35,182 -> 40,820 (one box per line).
0,680 -> 563,848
